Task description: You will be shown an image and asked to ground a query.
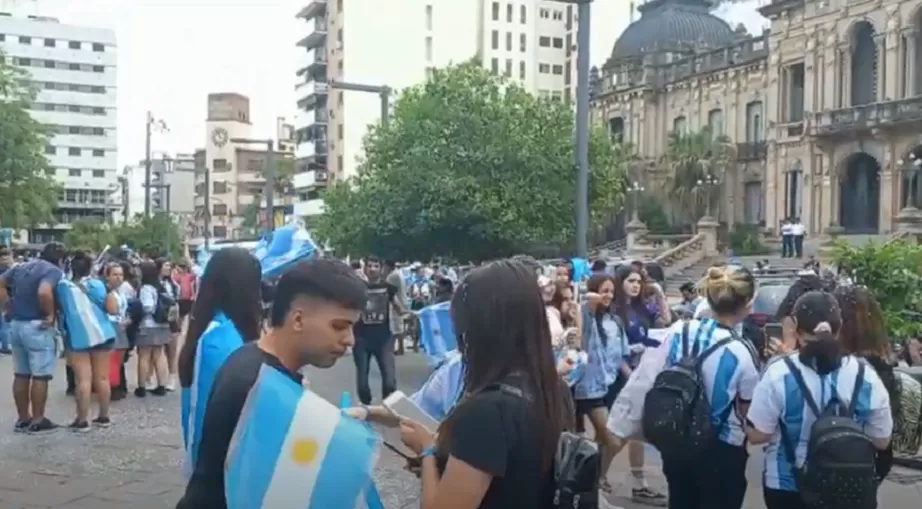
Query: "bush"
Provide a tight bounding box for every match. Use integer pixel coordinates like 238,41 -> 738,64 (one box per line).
728,224 -> 769,255
832,239 -> 922,341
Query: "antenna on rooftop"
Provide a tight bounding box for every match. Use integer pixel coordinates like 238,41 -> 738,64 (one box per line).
629,2 -> 635,22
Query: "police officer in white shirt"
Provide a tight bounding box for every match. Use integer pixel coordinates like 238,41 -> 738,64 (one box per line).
790,218 -> 805,258
780,219 -> 793,258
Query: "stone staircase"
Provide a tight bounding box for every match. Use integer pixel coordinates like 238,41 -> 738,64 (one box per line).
662,254 -> 808,297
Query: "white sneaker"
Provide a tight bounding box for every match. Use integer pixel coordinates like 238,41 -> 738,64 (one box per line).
165,375 -> 177,391
598,492 -> 624,509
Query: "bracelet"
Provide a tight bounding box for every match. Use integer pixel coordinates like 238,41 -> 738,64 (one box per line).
421,446 -> 436,458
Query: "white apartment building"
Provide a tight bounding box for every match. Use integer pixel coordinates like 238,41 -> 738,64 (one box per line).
292,0 -> 575,218
0,7 -> 117,243
119,156 -> 197,228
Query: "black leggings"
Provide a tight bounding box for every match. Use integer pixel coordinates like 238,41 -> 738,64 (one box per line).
663,441 -> 748,509
763,488 -> 804,509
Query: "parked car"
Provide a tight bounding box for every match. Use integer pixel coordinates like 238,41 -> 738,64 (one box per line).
741,282 -> 792,358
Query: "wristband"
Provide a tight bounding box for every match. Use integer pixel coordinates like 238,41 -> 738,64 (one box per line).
421,446 -> 436,458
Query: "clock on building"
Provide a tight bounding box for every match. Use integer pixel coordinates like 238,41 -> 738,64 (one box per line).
211,127 -> 229,147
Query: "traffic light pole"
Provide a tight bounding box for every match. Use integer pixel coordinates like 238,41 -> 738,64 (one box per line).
327,80 -> 391,127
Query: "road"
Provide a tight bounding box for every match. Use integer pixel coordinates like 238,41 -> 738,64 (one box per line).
1,351 -> 920,509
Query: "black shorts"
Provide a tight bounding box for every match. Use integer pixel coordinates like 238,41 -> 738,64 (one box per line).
575,374 -> 626,420
178,299 -> 193,318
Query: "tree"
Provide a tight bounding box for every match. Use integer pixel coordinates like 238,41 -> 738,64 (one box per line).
831,239 -> 922,341
658,128 -> 736,225
0,50 -> 60,228
115,213 -> 182,259
63,219 -> 116,252
315,61 -> 628,261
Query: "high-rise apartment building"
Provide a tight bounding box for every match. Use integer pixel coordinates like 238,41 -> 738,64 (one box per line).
292,0 -> 575,218
0,8 -> 117,243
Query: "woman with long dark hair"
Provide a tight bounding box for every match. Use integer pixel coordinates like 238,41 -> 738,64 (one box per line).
135,261 -> 172,397
178,248 -> 262,474
394,259 -> 572,508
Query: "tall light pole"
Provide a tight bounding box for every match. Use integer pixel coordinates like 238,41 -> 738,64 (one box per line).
328,80 -> 391,127
556,0 -> 592,258
697,174 -> 720,219
144,112 -> 169,217
231,138 -> 278,234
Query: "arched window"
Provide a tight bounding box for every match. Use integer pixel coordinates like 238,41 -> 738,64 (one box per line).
673,116 -> 687,134
850,21 -> 878,106
745,101 -> 763,142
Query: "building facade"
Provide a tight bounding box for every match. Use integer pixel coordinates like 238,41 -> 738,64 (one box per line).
292,0 -> 578,218
0,10 -> 117,243
594,0 -> 922,237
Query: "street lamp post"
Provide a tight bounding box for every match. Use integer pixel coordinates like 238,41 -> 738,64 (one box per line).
554,0 -> 592,258
628,181 -> 645,222
697,174 -> 720,219
327,80 -> 391,127
230,138 -> 277,234
144,112 -> 169,218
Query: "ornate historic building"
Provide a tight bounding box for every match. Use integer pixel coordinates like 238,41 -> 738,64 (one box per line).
593,0 -> 922,237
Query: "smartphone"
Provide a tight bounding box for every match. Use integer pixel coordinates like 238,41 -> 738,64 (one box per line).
383,391 -> 441,432
764,323 -> 783,342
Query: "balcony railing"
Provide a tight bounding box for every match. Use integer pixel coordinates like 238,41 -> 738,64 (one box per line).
736,141 -> 767,161
814,96 -> 922,136
296,0 -> 327,21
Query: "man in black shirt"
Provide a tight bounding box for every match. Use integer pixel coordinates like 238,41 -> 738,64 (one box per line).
176,259 -> 368,509
353,256 -> 407,405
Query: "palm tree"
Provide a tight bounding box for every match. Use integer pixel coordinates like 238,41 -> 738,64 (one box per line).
659,127 -> 736,225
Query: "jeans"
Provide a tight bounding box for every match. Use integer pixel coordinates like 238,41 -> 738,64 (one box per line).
353,333 -> 397,405
794,235 -> 804,258
0,319 -> 10,350
663,440 -> 748,509
781,235 -> 793,257
9,320 -> 57,380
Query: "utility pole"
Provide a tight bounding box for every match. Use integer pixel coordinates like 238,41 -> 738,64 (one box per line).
203,168 -> 212,250
231,137 -> 279,234
144,111 -> 152,217
328,80 -> 391,127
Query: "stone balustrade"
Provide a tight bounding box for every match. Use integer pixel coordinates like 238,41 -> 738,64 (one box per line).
654,233 -> 707,278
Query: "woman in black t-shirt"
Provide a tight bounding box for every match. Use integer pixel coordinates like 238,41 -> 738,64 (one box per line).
398,259 -> 573,509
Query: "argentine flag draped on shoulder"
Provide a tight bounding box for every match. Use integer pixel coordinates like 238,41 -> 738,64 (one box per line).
55,277 -> 116,351
181,312 -> 244,478
225,365 -> 380,509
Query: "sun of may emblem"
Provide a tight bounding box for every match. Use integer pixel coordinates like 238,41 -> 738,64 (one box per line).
291,437 -> 319,465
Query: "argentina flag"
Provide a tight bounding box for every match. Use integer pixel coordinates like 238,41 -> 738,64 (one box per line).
417,301 -> 456,366
55,278 -> 116,351
256,223 -> 319,279
225,365 -> 380,509
411,349 -> 465,421
181,313 -> 244,478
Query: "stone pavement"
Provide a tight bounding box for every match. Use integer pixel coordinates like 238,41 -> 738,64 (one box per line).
1,351 -> 920,509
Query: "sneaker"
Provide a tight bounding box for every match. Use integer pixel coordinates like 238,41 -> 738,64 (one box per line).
92,417 -> 111,428
13,419 -> 30,433
145,380 -> 157,391
632,487 -> 667,507
68,420 -> 91,433
150,386 -> 168,396
111,388 -> 127,401
27,418 -> 59,434
134,387 -> 147,398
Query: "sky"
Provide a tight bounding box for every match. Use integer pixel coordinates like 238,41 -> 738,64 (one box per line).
23,0 -> 768,170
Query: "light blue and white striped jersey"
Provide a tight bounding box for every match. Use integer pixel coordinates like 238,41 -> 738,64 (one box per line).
664,318 -> 759,446
747,354 -> 893,491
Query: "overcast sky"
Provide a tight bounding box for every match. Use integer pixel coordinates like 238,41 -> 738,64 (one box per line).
28,0 -> 767,169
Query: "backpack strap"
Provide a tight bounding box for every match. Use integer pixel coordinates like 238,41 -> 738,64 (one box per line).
680,321 -> 691,358
782,356 -> 822,417
694,337 -> 734,369
845,361 -> 866,418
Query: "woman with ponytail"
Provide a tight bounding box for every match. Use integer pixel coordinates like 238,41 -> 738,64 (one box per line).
746,291 -> 893,509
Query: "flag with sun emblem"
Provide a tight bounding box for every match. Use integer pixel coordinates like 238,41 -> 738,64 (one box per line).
225,365 -> 380,509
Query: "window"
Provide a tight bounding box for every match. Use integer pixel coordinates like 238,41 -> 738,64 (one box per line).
539,36 -> 551,47
337,0 -> 343,12
68,147 -> 81,156
93,170 -> 105,178
539,63 -> 550,73
92,43 -> 104,52
745,101 -> 764,143
520,5 -> 526,24
673,116 -> 687,134
69,63 -> 80,70
93,107 -> 105,115
17,58 -> 30,66
68,169 -> 81,177
0,35 -> 4,42
43,60 -> 54,69
552,64 -> 563,75
520,33 -> 526,52
425,36 -> 433,61
707,109 -> 724,138
551,91 -> 562,101
92,128 -> 105,136
92,65 -> 104,73
213,226 -> 228,238
69,41 -> 80,49
519,61 -> 526,80
213,181 -> 228,193
552,37 -> 563,49
491,58 -> 499,74
609,117 -> 625,143
44,38 -> 55,47
506,3 -> 513,22
337,123 -> 344,140
19,36 -> 31,44
492,2 -> 499,20
45,145 -> 56,155
213,204 -> 228,216
92,149 -> 105,157
553,10 -> 563,20
491,30 -> 499,50
91,86 -> 106,93
337,28 -> 343,43
565,61 -> 571,85
784,62 -> 805,122
213,158 -> 229,172
506,32 -> 512,51
505,59 -> 513,77
68,105 -> 80,112
68,126 -> 80,134
540,8 -> 549,18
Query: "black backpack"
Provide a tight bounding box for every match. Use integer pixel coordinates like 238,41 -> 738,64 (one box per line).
642,321 -> 733,464
152,290 -> 175,324
778,358 -> 879,509
485,383 -> 600,509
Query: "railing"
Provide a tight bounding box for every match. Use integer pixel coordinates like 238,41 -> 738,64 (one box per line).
737,141 -> 767,161
587,238 -> 627,259
814,96 -> 922,136
653,232 -> 706,278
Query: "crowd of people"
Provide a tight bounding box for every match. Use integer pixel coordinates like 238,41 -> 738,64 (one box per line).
2,238 -> 920,509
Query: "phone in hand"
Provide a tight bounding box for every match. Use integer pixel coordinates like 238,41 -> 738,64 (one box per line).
383,391 -> 440,431
763,323 -> 785,358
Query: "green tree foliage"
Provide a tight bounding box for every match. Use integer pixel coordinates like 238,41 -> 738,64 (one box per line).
832,239 -> 922,341
0,51 -> 60,227
315,62 -> 628,261
659,128 -> 736,224
63,213 -> 181,260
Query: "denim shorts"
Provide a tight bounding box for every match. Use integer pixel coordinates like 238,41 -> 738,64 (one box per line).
9,320 -> 57,380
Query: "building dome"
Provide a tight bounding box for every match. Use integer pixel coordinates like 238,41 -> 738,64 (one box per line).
609,0 -> 736,64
